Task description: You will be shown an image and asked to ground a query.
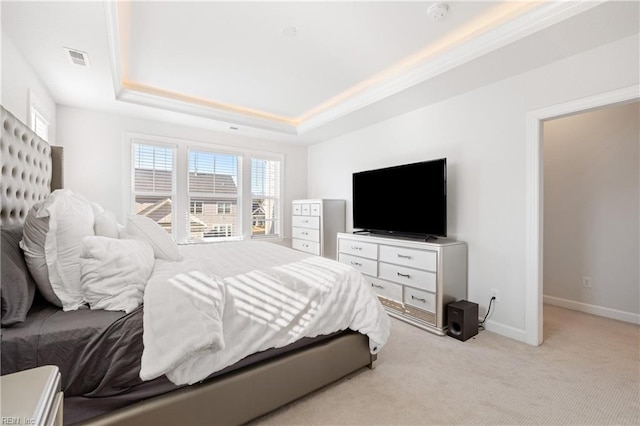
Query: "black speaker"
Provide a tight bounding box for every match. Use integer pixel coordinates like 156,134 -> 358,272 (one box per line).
447,300 -> 478,341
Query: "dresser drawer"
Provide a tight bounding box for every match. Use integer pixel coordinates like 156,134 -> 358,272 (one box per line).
379,245 -> 437,271
379,262 -> 436,292
310,203 -> 321,216
292,227 -> 320,242
293,215 -> 320,229
293,204 -> 302,215
404,287 -> 436,313
338,253 -> 377,276
292,238 -> 320,255
338,238 -> 377,259
366,276 -> 402,302
301,204 -> 311,215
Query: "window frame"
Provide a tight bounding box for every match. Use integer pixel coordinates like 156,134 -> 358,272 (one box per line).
250,156 -> 282,239
125,132 -> 283,243
130,140 -> 178,238
217,202 -> 232,215
190,200 -> 203,215
187,147 -> 242,242
28,89 -> 51,141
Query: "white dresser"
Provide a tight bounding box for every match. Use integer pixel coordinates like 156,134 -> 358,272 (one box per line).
337,232 -> 467,335
0,365 -> 63,426
292,199 -> 345,258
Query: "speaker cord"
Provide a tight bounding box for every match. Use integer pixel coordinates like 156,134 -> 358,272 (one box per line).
478,296 -> 496,330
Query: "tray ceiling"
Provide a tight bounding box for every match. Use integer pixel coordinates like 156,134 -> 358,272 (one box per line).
2,1 -> 638,143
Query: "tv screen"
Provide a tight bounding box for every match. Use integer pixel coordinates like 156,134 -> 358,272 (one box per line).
352,158 -> 447,238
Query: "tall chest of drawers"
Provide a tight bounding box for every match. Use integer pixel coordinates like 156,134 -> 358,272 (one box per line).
337,232 -> 467,335
292,199 -> 345,258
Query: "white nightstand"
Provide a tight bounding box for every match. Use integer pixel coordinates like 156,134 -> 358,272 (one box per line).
0,365 -> 63,426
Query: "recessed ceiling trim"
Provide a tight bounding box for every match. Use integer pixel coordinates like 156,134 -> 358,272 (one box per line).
122,81 -> 296,125
296,0 -> 604,134
104,0 -> 124,100
105,0 -> 604,137
117,85 -> 299,135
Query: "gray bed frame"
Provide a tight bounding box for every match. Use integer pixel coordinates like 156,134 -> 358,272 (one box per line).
0,106 -> 376,425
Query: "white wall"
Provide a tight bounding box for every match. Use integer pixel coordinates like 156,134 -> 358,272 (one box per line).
543,101 -> 639,319
1,30 -> 57,143
56,106 -> 307,236
307,34 -> 639,341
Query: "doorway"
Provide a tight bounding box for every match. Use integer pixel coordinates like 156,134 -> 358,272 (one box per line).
524,84 -> 639,346
542,101 -> 639,336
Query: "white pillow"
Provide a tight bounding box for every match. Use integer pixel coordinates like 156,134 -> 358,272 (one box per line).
125,216 -> 181,261
91,202 -> 105,216
20,189 -> 95,310
94,211 -> 119,239
20,202 -> 61,307
80,236 -> 155,313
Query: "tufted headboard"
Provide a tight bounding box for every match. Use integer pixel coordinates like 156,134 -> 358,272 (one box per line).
1,105 -> 64,226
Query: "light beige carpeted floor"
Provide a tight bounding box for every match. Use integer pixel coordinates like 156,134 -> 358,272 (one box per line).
251,305 -> 639,425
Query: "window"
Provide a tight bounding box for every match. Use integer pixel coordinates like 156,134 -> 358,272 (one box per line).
128,133 -> 282,242
188,150 -> 241,240
131,143 -> 176,235
28,89 -> 50,141
217,202 -> 231,214
30,108 -> 49,140
251,158 -> 281,237
190,201 -> 203,214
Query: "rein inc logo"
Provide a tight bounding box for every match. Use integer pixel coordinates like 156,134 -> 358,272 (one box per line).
1,418 -> 35,425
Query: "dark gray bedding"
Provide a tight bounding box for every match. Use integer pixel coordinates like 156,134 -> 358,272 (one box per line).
2,298 -> 345,425
1,299 -> 145,397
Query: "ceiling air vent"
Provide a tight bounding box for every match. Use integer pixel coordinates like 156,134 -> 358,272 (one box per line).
63,47 -> 90,68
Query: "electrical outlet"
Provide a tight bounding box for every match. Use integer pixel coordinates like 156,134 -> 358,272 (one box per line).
490,288 -> 499,302
583,277 -> 592,288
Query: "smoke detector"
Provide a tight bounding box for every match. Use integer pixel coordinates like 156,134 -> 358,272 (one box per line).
281,26 -> 298,38
428,3 -> 449,21
63,47 -> 90,68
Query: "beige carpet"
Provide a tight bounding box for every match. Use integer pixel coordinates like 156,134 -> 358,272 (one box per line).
251,305 -> 639,425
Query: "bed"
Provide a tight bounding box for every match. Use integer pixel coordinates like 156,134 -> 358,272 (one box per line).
0,105 -> 390,425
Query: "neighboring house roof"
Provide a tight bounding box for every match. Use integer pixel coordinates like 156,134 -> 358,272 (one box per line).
136,197 -> 232,232
134,168 -> 238,194
137,197 -> 172,223
189,214 -> 209,231
190,172 -> 237,194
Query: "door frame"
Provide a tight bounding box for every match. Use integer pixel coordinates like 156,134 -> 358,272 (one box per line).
524,84 -> 639,346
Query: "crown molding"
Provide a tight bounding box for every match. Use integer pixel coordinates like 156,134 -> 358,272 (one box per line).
105,1 -> 603,137
104,0 -> 124,98
116,85 -> 298,134
296,1 -> 603,134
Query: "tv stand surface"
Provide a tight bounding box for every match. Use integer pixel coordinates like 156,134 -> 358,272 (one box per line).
353,230 -> 443,243
338,232 -> 467,335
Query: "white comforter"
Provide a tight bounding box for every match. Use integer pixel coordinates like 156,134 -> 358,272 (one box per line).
140,241 -> 390,385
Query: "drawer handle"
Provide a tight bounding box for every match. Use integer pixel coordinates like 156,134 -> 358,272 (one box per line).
371,284 -> 384,289
351,245 -> 362,250
351,261 -> 362,267
397,254 -> 412,259
303,244 -> 309,248
411,295 -> 426,303
302,220 -> 309,223
302,232 -> 308,235
397,272 -> 410,278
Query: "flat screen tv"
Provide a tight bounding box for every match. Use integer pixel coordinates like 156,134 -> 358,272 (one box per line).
352,158 -> 446,239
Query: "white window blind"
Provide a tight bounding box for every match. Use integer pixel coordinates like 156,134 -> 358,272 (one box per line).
30,108 -> 49,141
251,157 -> 281,237
188,150 -> 241,240
132,143 -> 176,235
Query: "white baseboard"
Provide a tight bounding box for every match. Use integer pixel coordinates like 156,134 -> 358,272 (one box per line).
543,295 -> 640,325
482,320 -> 527,343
